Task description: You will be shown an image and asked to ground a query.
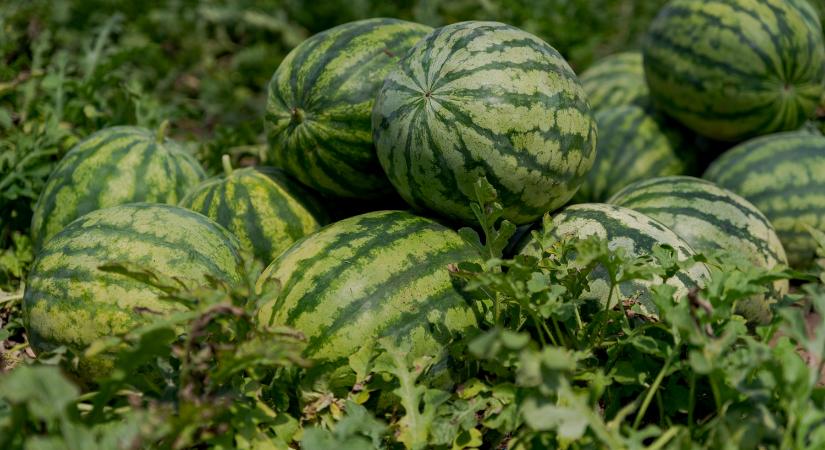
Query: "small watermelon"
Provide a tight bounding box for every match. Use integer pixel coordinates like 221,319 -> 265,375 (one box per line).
519,203 -> 710,316
31,125 -> 205,251
579,52 -> 649,110
256,210 -> 480,389
24,203 -> 244,380
265,18 -> 432,198
643,0 -> 825,141
703,132 -> 825,267
372,21 -> 597,226
574,105 -> 687,203
179,157 -> 327,264
609,176 -> 789,322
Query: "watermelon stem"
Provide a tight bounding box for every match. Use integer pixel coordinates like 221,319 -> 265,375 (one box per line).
157,120 -> 170,143
222,154 -> 233,176
633,344 -> 679,430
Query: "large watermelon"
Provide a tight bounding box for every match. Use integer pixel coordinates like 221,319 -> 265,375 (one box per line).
519,203 -> 710,316
574,105 -> 687,203
703,132 -> 825,267
265,18 -> 431,199
579,52 -> 649,110
24,203 -> 244,379
372,21 -> 597,226
179,159 -> 327,264
256,210 -> 480,389
643,0 -> 825,142
31,126 -> 205,251
609,176 -> 789,322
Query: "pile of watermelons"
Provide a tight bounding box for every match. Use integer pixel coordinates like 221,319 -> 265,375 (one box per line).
6,0 -> 825,447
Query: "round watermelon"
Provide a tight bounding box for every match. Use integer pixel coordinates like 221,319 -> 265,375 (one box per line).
256,210 -> 480,389
372,21 -> 597,226
31,126 -> 205,252
579,51 -> 649,110
609,176 -> 789,322
24,203 -> 244,380
265,18 -> 432,199
574,105 -> 688,203
519,203 -> 710,317
643,0 -> 825,142
179,159 -> 327,264
703,132 -> 825,267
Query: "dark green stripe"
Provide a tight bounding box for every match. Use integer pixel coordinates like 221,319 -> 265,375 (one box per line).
302,243 -> 468,354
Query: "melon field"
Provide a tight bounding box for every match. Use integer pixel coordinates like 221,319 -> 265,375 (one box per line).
4,0 -> 825,448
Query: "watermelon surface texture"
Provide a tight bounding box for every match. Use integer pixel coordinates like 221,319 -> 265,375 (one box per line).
574,105 -> 686,203
24,203 -> 244,380
579,51 -> 649,110
179,160 -> 326,264
265,18 -> 431,199
609,176 -> 788,322
519,203 -> 710,316
257,210 -> 480,389
372,21 -> 597,225
703,132 -> 825,267
31,126 -> 205,252
643,0 -> 825,142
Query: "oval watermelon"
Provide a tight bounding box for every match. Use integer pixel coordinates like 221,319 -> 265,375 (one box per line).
574,105 -> 687,203
579,51 -> 649,110
265,18 -> 432,199
643,0 -> 825,142
31,126 -> 205,252
703,132 -> 825,267
609,176 -> 789,322
24,203 -> 244,380
372,21 -> 597,226
256,210 -> 480,389
519,203 -> 710,317
179,159 -> 327,264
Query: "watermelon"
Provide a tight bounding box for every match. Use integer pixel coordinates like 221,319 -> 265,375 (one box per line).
703,132 -> 825,267
579,51 -> 649,110
372,21 -> 597,226
179,157 -> 327,264
23,203 -> 244,379
609,176 -> 789,322
265,18 -> 432,199
643,0 -> 825,142
573,105 -> 687,203
519,203 -> 710,316
31,125 -> 205,252
256,210 -> 480,389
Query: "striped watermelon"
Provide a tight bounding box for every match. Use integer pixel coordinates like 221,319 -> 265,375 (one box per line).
179,158 -> 327,264
579,52 -> 649,110
31,126 -> 205,252
643,0 -> 825,142
609,176 -> 789,322
703,132 -> 825,267
256,210 -> 480,389
519,203 -> 710,316
372,21 -> 597,226
574,105 -> 688,203
24,203 -> 244,379
265,18 -> 431,199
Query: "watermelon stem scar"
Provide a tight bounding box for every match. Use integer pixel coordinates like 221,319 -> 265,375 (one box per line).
289,107 -> 304,125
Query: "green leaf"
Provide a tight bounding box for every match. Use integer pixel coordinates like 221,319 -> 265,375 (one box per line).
0,365 -> 78,421
521,397 -> 588,438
